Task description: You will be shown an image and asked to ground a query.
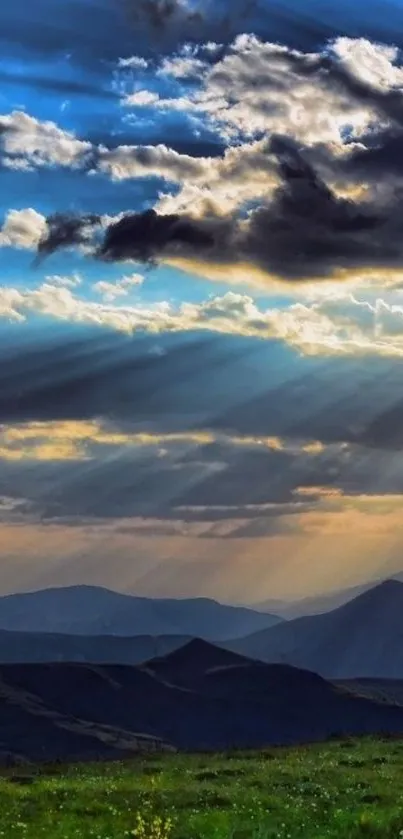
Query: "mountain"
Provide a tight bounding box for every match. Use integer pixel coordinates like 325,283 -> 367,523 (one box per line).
2,641 -> 403,761
225,580 -> 403,678
253,581 -> 377,618
142,638 -> 251,688
0,630 -> 191,665
0,586 -> 282,639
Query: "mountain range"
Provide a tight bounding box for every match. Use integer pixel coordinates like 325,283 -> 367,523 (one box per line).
0,585 -> 281,639
0,630 -> 191,666
226,580 -> 403,678
2,640 -> 403,763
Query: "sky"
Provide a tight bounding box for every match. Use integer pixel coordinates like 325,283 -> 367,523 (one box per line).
3,0 -> 403,602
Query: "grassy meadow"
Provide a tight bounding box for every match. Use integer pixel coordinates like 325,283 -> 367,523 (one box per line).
3,738 -> 403,839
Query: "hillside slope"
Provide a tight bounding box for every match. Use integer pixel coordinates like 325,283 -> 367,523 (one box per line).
225,580 -> 403,678
2,641 -> 403,759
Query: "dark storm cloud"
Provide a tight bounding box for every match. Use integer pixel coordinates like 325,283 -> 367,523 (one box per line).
343,129 -> 403,179
37,136 -> 398,281
99,208 -> 215,263
34,213 -> 101,262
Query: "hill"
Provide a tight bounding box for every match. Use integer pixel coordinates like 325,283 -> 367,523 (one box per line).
0,629 -> 191,666
225,580 -> 403,678
0,669 -> 172,764
0,586 -> 282,639
2,641 -> 403,759
143,638 -> 253,687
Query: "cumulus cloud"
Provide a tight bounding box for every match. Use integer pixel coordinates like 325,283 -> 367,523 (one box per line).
98,142 -> 207,181
139,33 -> 401,143
38,140 -> 395,284
3,275 -> 403,359
0,110 -> 92,170
93,273 -> 144,301
0,208 -> 47,249
4,33 -> 403,289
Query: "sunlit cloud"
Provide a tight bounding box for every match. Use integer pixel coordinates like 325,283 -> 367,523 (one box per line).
3,281 -> 403,357
0,420 -> 289,462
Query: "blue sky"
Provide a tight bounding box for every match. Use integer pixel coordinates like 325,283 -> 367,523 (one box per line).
2,0 -> 403,602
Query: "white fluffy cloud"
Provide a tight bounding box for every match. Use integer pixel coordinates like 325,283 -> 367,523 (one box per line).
132,35 -> 380,145
1,34 -> 400,229
0,208 -> 47,249
93,273 -> 144,301
331,38 -> 403,91
2,279 -> 403,357
45,274 -> 82,288
0,111 -> 91,170
98,142 -> 206,182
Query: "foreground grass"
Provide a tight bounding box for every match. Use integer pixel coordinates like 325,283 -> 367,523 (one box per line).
3,738 -> 403,838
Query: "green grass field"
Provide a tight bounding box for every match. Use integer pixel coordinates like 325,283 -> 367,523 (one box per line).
3,738 -> 403,839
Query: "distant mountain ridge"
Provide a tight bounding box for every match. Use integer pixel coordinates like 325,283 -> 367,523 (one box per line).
253,574 -> 403,619
253,581 -> 376,618
0,585 -> 282,639
225,580 -> 403,678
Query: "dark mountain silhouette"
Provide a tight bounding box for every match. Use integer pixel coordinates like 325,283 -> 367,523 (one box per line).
0,630 -> 191,665
225,580 -> 403,678
143,638 -> 252,687
335,679 -> 403,706
2,641 -> 403,760
0,586 -> 282,639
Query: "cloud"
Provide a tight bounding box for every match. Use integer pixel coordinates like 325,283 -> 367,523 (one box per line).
0,110 -> 92,170
93,273 -> 144,301
331,37 -> 403,92
4,277 -> 403,360
3,316 -> 403,458
3,34 -> 403,289
137,33 -> 403,144
98,207 -> 215,262
0,208 -> 47,250
45,274 -> 82,288
98,141 -> 207,181
1,409 -> 403,532
35,213 -> 101,261
121,0 -> 258,48
37,143 -> 392,284
0,419 -> 289,464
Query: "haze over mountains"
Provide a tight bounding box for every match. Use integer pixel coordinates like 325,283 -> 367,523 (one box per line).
0,586 -> 281,639
2,580 -> 403,679
253,582 -> 377,619
226,580 -> 403,678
